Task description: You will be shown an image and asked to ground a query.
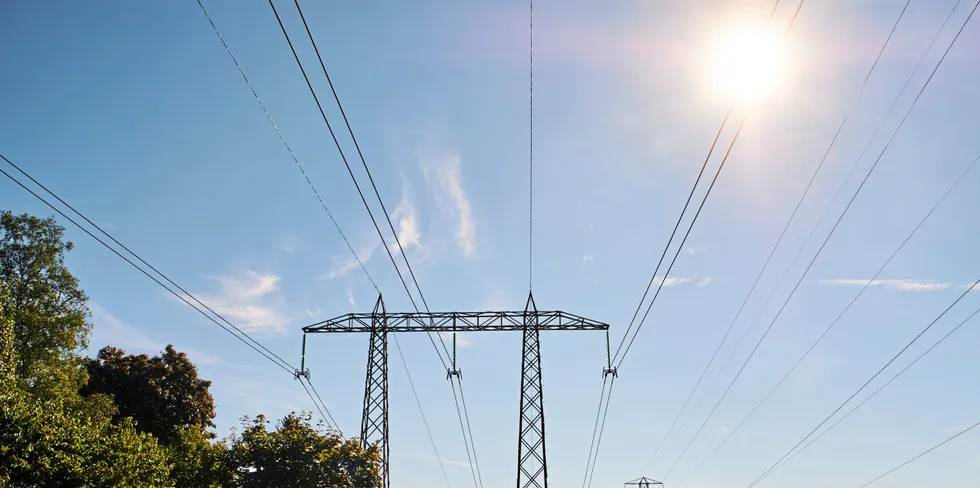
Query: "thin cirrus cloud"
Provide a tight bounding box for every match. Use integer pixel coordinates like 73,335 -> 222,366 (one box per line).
422,152 -> 477,257
653,275 -> 696,287
583,253 -> 596,263
820,278 -> 950,291
190,270 -> 290,334
435,457 -> 473,469
389,185 -> 423,252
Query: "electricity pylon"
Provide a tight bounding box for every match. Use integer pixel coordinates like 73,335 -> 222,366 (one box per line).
300,291 -> 610,488
626,477 -> 664,488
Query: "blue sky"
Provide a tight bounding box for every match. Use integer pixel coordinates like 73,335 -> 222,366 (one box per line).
3,0 -> 980,487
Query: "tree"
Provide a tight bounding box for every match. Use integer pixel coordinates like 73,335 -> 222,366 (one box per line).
224,412 -> 381,488
0,211 -> 90,394
0,375 -> 173,487
167,426 -> 232,488
81,345 -> 217,446
0,283 -> 13,378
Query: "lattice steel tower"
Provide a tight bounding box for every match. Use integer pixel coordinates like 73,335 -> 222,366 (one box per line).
301,292 -> 609,488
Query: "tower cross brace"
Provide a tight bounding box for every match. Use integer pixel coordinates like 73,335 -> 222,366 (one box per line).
301,292 -> 609,488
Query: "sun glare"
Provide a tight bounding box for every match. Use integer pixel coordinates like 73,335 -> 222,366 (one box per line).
709,21 -> 787,103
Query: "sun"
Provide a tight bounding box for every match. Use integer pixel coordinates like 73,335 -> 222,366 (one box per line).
708,21 -> 787,103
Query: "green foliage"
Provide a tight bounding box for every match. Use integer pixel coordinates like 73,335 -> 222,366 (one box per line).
0,377 -> 173,487
0,211 -> 90,395
82,345 -> 217,446
225,412 -> 381,488
167,426 -> 232,488
0,284 -> 13,378
0,210 -> 382,486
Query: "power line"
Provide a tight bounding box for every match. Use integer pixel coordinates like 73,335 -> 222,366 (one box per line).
673,7 -> 969,484
265,0 -> 453,368
456,379 -> 485,488
581,377 -> 611,488
0,158 -> 345,427
611,0 -> 806,369
617,115 -> 748,370
287,0 -> 442,327
196,0 -> 378,294
585,376 -> 616,488
450,378 -> 483,488
391,334 -> 454,488
773,294 -> 980,478
748,276 -> 980,487
529,0 -> 534,291
609,106 -> 731,365
739,2 -> 980,483
280,4 -> 486,484
643,0 -> 913,474
0,154 -> 294,374
658,1 -> 977,478
856,422 -> 980,488
302,376 -> 341,431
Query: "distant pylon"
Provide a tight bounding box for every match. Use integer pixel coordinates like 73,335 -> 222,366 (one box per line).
625,477 -> 664,488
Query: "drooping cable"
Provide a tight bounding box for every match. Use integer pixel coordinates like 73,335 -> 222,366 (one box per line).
773,298 -> 980,479
672,10 -> 970,481
658,1 -> 977,479
642,0 -> 913,473
585,376 -> 616,488
266,0 -> 452,368
676,155 -> 979,487
0,155 -> 295,374
456,379 -> 485,488
529,0 -> 534,291
612,0 -> 806,369
391,334 -> 454,488
856,422 -> 980,488
0,161 -> 346,427
617,115 -> 748,370
580,377 -> 610,488
748,277 -> 980,488
196,0 -> 378,294
741,3 -> 980,483
449,377 -> 483,488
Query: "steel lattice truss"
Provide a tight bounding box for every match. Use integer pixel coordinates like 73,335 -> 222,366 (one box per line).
302,293 -> 609,488
518,293 -> 548,488
625,477 -> 664,488
360,298 -> 390,488
302,309 -> 608,333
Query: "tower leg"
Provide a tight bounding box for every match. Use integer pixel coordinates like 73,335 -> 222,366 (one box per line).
362,295 -> 389,488
517,292 -> 548,488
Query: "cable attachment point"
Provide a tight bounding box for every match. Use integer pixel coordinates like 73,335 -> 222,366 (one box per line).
603,366 -> 618,378
294,368 -> 310,380
447,368 -> 462,380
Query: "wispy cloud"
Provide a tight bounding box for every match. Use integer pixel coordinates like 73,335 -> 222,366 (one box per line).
435,457 -> 473,469
687,244 -> 708,255
274,235 -> 301,252
718,426 -> 731,433
653,275 -> 695,287
390,186 -> 422,252
422,153 -> 477,257
583,253 -> 596,263
194,270 -> 289,334
321,240 -> 380,280
305,307 -> 324,320
698,276 -> 714,287
89,303 -> 221,364
820,279 -> 949,291
347,285 -> 357,309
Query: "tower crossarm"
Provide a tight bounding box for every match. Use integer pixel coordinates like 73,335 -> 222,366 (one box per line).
302,310 -> 610,333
